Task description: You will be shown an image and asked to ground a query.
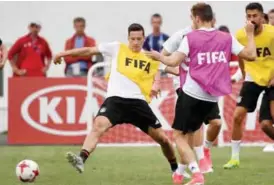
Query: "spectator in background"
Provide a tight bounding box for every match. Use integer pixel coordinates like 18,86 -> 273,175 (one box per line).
143,13 -> 169,52
0,38 -> 8,69
268,9 -> 274,26
64,17 -> 96,77
263,13 -> 269,24
8,22 -> 52,77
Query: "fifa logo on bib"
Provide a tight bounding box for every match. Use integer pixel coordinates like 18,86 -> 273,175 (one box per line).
125,57 -> 151,73
197,51 -> 227,65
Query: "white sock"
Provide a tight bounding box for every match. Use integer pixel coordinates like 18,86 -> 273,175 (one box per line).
194,146 -> 204,160
205,140 -> 213,149
188,161 -> 200,173
175,163 -> 187,175
231,140 -> 241,160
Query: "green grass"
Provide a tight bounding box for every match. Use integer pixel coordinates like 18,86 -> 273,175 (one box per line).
0,146 -> 273,185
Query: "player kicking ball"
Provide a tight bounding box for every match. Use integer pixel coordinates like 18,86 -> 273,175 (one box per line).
53,23 -> 190,178
145,3 -> 256,184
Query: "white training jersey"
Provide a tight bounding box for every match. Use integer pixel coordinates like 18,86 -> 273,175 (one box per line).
98,42 -> 146,100
178,27 -> 245,102
162,26 -> 192,89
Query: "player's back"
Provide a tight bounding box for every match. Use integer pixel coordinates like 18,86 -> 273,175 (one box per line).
236,24 -> 274,86
184,29 -> 233,97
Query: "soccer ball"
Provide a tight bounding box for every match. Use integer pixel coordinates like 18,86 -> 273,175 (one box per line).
16,159 -> 40,183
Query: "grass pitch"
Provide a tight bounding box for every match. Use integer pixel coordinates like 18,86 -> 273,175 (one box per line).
0,146 -> 273,185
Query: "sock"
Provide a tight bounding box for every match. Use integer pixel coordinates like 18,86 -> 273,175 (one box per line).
175,163 -> 187,175
79,149 -> 90,163
231,140 -> 241,160
205,140 -> 213,149
168,158 -> 178,172
188,161 -> 200,173
194,146 -> 204,161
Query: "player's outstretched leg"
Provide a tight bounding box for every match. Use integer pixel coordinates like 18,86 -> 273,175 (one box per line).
204,119 -> 222,168
174,130 -> 204,185
147,127 -> 191,180
223,107 -> 247,169
193,126 -> 213,174
66,116 -> 112,173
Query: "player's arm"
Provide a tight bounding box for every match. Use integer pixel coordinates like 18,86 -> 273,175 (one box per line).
146,38 -> 187,67
160,49 -> 179,75
54,47 -> 100,64
237,22 -> 256,61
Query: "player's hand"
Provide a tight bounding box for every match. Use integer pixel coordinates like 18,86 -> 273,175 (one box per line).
245,21 -> 255,35
150,89 -> 161,99
13,68 -> 26,76
42,66 -> 49,74
144,50 -> 161,61
53,54 -> 63,65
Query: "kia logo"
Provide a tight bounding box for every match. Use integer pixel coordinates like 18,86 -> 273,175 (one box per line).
21,85 -> 106,136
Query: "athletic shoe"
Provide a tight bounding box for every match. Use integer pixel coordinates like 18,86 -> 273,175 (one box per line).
172,172 -> 184,184
223,159 -> 240,169
199,158 -> 213,174
204,147 -> 212,168
66,152 -> 84,173
184,172 -> 204,185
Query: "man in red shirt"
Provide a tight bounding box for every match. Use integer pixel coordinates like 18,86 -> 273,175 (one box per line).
0,38 -> 8,69
64,17 -> 96,77
8,22 -> 52,77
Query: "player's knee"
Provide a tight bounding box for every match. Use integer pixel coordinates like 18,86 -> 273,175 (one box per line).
260,121 -> 272,131
210,119 -> 221,129
156,134 -> 170,146
233,108 -> 247,126
93,117 -> 111,134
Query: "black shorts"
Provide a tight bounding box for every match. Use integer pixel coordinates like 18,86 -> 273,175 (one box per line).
237,82 -> 272,122
96,96 -> 161,133
173,90 -> 219,134
175,88 -> 220,125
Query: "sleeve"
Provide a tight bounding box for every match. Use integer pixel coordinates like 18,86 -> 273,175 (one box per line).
231,35 -> 244,55
44,40 -> 52,59
177,36 -> 190,56
163,32 -> 181,53
8,39 -> 21,60
142,37 -> 150,51
97,42 -> 119,57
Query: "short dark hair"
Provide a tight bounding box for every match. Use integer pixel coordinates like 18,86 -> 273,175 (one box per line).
191,3 -> 213,22
269,9 -> 274,14
151,13 -> 162,19
264,13 -> 269,22
73,17 -> 86,24
245,2 -> 264,13
128,23 -> 145,36
218,25 -> 230,33
0,38 -> 2,46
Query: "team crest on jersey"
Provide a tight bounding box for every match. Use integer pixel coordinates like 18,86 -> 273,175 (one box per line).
99,107 -> 107,113
237,96 -> 242,103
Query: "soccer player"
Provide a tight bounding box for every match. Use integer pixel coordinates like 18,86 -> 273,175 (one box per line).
145,3 -> 256,184
0,39 -> 8,69
54,23 -> 180,176
161,24 -> 220,174
224,2 -> 274,169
